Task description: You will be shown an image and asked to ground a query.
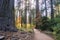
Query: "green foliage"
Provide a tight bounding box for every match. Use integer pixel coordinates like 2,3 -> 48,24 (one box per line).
51,23 -> 60,35
51,17 -> 60,40
56,33 -> 60,40
39,16 -> 49,30
39,16 -> 60,40
37,16 -> 57,31
54,17 -> 60,23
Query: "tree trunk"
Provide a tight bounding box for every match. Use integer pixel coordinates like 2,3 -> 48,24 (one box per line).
36,0 -> 42,29
45,0 -> 47,17
0,0 -> 17,31
51,0 -> 54,19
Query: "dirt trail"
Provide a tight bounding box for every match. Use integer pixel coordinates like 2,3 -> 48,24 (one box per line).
34,29 -> 54,40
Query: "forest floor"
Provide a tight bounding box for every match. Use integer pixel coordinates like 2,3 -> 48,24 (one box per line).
34,29 -> 54,40
0,29 -> 55,40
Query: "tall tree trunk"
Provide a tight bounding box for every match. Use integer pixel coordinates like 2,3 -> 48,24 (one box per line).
0,0 -> 17,31
45,0 -> 47,17
51,0 -> 54,19
36,0 -> 42,29
25,0 -> 27,28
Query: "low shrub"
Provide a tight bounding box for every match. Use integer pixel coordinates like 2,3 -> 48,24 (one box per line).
56,32 -> 60,40
38,16 -> 57,31
51,23 -> 60,35
49,17 -> 60,40
54,18 -> 60,23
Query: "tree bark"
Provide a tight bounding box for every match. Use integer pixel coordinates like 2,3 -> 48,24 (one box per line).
36,0 -> 42,28
51,0 -> 54,19
0,0 -> 17,31
45,0 -> 47,17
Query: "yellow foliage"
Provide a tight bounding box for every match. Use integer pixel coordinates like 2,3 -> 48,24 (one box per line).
26,24 -> 35,29
16,16 -> 21,24
27,24 -> 31,29
15,16 -> 21,29
15,16 -> 35,30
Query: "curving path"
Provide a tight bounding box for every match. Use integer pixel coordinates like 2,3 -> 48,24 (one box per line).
34,29 -> 54,40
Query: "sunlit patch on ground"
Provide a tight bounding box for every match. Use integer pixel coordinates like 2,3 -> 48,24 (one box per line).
15,23 -> 35,29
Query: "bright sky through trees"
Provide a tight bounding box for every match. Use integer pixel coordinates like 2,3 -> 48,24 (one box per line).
14,0 -> 55,17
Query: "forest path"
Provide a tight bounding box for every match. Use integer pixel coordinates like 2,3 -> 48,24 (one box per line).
34,29 -> 54,40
